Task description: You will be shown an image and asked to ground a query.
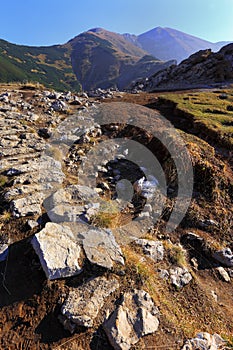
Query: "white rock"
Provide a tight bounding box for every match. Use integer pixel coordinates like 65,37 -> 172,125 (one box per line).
135,239 -> 164,262
104,289 -> 159,350
10,193 -> 43,217
181,332 -> 226,350
216,266 -> 231,282
170,266 -> 192,288
31,222 -> 83,280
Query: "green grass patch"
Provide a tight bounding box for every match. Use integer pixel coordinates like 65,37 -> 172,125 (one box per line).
159,89 -> 233,148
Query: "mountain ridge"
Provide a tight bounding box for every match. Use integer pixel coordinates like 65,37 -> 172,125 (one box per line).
123,26 -> 231,62
0,26 -> 231,91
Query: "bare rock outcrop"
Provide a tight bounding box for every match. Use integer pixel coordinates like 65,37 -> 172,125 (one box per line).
131,43 -> 233,91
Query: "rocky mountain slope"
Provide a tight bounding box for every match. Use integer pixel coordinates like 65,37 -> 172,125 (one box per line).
0,83 -> 233,349
69,28 -> 174,90
131,43 -> 233,92
124,27 -> 231,63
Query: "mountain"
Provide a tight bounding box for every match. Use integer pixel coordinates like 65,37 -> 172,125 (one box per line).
123,27 -> 231,63
0,39 -> 81,91
131,43 -> 233,91
69,28 -> 174,90
0,27 -> 231,91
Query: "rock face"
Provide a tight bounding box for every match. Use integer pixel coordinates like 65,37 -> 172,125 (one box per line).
104,289 -> 159,350
131,43 -> 233,91
181,332 -> 226,350
60,276 -> 119,331
31,222 -> 83,280
135,239 -> 164,262
82,228 -> 124,269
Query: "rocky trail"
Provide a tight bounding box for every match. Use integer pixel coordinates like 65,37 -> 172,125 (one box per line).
0,84 -> 232,349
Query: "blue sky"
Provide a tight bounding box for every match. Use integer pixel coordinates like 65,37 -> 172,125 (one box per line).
1,0 -> 233,46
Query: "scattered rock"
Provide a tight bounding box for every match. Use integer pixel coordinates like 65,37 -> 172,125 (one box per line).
31,222 -> 83,280
104,289 -> 159,350
169,266 -> 192,288
212,248 -> 233,267
181,332 -> 226,350
82,228 -> 124,269
135,239 -> 164,262
216,266 -> 231,282
60,276 -> 119,331
51,100 -> 68,112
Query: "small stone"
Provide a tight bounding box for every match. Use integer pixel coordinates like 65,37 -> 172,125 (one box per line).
27,219 -> 39,229
157,268 -> 169,280
216,266 -> 230,282
210,290 -> 218,302
181,332 -> 226,350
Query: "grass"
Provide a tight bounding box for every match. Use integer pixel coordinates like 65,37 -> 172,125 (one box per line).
0,210 -> 11,222
90,200 -> 121,228
163,241 -> 187,267
158,89 -> 233,148
0,39 -> 81,91
0,175 -> 7,188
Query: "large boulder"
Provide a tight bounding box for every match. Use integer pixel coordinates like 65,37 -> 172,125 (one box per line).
60,276 -> 119,331
31,222 -> 83,280
104,289 -> 159,350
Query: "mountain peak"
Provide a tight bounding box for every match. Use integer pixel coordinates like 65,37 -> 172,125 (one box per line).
88,27 -> 105,33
